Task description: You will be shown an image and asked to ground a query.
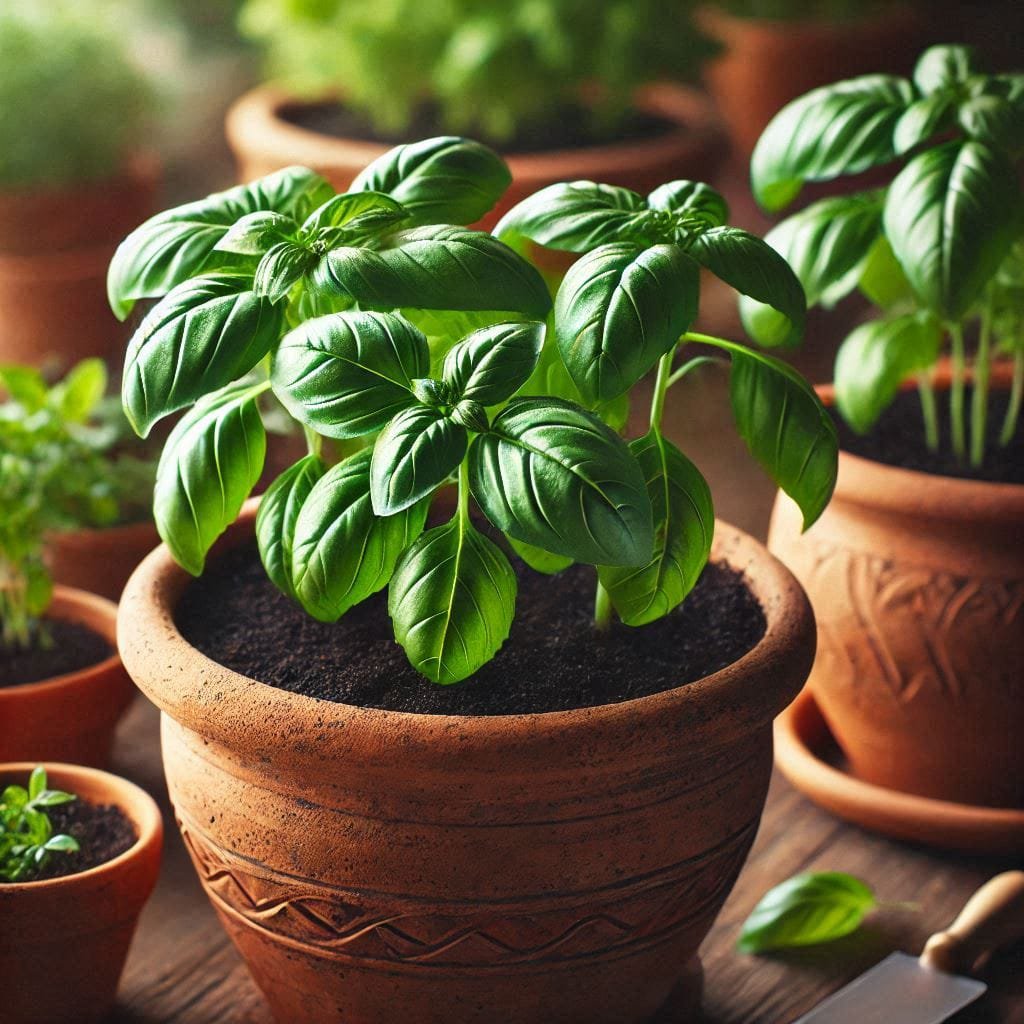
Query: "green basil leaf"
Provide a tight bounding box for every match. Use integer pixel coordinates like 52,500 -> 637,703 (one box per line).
0,364 -> 48,411
494,181 -> 655,251
350,136 -> 511,226
694,337 -> 837,529
690,226 -> 806,347
598,430 -> 713,626
506,536 -> 573,575
442,320 -> 545,405
291,449 -> 429,621
255,454 -> 326,600
300,191 -> 408,234
858,235 -> 915,310
123,274 -> 284,437
214,211 -> 297,256
751,75 -> 915,212
30,790 -> 76,808
883,140 -> 1021,319
894,94 -> 954,155
958,95 -> 1020,150
469,397 -> 653,566
254,242 -> 317,303
43,835 -> 79,853
388,516 -> 516,684
28,766 -> 45,801
835,312 -> 942,433
370,405 -> 467,514
108,166 -> 333,319
554,242 -> 700,403
738,872 -> 876,953
272,311 -> 428,438
154,381 -> 267,575
647,180 -> 730,228
317,225 -> 552,319
52,358 -> 107,423
913,44 -> 977,95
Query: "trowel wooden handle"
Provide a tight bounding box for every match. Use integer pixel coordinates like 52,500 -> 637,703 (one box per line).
920,871 -> 1024,974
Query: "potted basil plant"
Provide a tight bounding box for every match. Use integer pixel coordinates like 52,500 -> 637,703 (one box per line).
112,138 -> 834,1023
747,44 -> 1024,813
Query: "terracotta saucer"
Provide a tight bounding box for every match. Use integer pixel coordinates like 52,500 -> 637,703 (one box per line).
775,690 -> 1024,856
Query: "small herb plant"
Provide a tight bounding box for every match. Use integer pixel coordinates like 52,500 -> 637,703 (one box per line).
110,136 -> 837,684
0,766 -> 79,883
0,360 -> 157,650
745,44 -> 1024,467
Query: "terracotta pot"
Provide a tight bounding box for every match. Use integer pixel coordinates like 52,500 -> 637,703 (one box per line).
0,155 -> 158,368
0,761 -> 162,1024
45,519 -> 160,602
225,84 -> 727,227
0,587 -> 135,767
118,503 -> 814,1024
697,4 -> 922,158
768,369 -> 1024,809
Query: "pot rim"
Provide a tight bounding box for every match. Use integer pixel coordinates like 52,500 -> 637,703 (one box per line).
696,1 -> 919,35
47,518 -> 158,548
0,151 -> 159,205
118,504 -> 814,760
0,761 -> 162,892
0,586 -> 122,698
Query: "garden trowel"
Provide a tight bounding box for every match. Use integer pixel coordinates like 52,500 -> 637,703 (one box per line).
793,870 -> 1024,1024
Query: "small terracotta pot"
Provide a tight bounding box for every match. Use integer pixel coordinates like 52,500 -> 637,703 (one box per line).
225,84 -> 727,226
118,504 -> 814,1024
0,155 -> 158,368
0,761 -> 162,1024
697,4 -> 922,158
0,587 -> 135,767
768,368 -> 1024,809
45,519 -> 160,602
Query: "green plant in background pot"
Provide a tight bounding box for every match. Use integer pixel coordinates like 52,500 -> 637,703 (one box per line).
0,766 -> 79,883
757,45 -> 1024,821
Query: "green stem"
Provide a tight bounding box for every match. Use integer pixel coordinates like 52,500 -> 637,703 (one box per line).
949,323 -> 967,460
1000,349 -> 1024,446
457,460 -> 471,523
594,580 -> 613,631
648,349 -> 675,434
302,424 -> 323,458
917,375 -> 939,452
666,355 -> 725,389
970,302 -> 993,468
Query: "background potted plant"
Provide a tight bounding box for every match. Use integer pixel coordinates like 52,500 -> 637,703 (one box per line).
744,44 -> 1024,814
225,0 -> 726,222
0,762 -> 162,1024
0,360 -> 142,765
112,139 -> 834,1022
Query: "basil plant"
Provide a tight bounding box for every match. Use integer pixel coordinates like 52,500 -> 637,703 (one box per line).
110,136 -> 836,685
746,44 -> 1024,467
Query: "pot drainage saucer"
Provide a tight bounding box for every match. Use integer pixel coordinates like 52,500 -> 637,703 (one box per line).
775,690 -> 1024,856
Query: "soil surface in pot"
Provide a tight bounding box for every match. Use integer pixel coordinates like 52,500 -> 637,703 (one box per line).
284,100 -> 678,155
832,387 -> 1024,484
177,542 -> 766,715
0,621 -> 113,689
9,799 -> 136,883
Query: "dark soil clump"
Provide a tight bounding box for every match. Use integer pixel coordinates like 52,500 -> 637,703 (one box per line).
0,620 -> 112,688
23,799 -> 136,882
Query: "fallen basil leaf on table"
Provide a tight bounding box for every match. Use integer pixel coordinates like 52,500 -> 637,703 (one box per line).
738,872 -> 876,953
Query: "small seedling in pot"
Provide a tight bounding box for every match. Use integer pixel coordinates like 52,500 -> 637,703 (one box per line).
0,766 -> 79,883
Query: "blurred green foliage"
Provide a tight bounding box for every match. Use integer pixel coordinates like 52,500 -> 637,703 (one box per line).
715,0 -> 890,19
238,0 -> 716,143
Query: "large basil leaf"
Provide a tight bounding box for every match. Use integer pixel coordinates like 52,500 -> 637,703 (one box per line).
370,405 -> 467,514
957,95 -> 1020,151
388,517 -> 516,684
913,44 -> 977,95
883,140 -> 1021,319
599,430 -> 713,626
751,75 -> 915,212
122,275 -> 283,437
300,191 -> 408,235
494,181 -> 655,251
108,166 -> 332,319
291,449 -> 429,621
317,225 -> 551,319
154,382 -> 267,575
554,243 -> 700,402
690,227 -> 806,347
214,211 -> 297,256
647,181 -> 730,228
350,136 -> 511,226
694,337 -> 837,529
442,321 -> 545,405
271,311 -> 427,438
255,454 -> 326,600
506,536 -> 573,575
857,236 -> 915,311
834,312 -> 942,433
469,397 -> 653,565
893,94 -> 954,155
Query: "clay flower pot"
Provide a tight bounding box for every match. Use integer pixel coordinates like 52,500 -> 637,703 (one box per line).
697,4 -> 921,158
118,505 -> 814,1024
45,519 -> 160,602
768,371 -> 1024,809
0,587 -> 135,767
225,84 -> 727,226
0,761 -> 162,1024
0,155 -> 157,368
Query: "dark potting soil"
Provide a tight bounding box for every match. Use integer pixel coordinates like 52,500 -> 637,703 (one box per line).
284,100 -> 678,155
176,542 -> 767,716
21,799 -> 136,882
0,620 -> 112,689
833,387 -> 1024,485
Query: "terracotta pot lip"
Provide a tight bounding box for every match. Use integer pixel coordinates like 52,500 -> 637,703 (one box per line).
48,519 -> 157,546
119,503 -> 813,756
0,586 -> 121,699
0,151 -> 159,204
696,1 -> 918,33
0,761 -> 162,892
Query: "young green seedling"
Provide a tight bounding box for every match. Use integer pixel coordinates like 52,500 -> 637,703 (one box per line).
0,766 -> 79,882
